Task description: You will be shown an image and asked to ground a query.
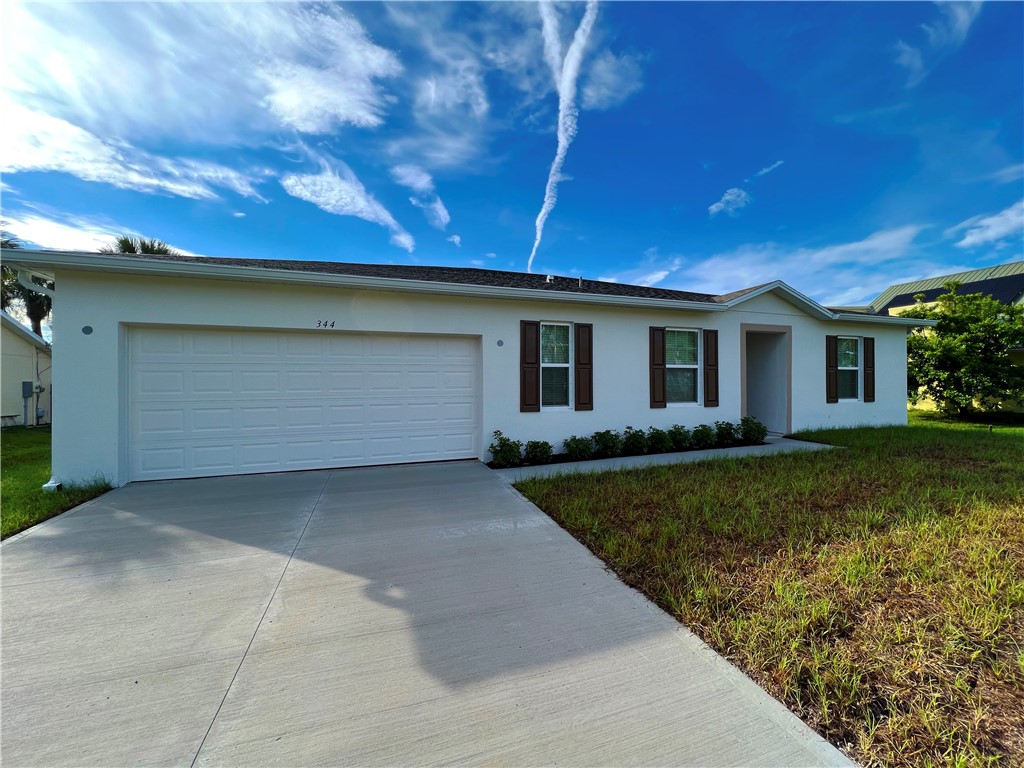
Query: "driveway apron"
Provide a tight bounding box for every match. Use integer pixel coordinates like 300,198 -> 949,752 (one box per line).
1,462 -> 852,767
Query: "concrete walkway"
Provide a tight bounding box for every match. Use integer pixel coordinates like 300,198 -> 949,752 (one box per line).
496,436 -> 833,482
1,461 -> 851,767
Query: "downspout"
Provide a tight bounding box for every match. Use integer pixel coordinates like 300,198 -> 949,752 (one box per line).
18,270 -> 62,490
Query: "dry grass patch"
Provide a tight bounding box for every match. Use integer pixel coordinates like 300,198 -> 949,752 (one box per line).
516,415 -> 1024,767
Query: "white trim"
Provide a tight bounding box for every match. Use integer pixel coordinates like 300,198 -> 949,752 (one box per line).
665,327 -> 701,405
540,321 -> 573,411
836,336 -> 862,402
4,250 -> 938,326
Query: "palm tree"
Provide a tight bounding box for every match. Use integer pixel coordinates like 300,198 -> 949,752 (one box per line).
100,235 -> 180,256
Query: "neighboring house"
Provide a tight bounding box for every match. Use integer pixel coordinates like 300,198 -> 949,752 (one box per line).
1,309 -> 52,427
868,260 -> 1024,368
7,250 -> 932,487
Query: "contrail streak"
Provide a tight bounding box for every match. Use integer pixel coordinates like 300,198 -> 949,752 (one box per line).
527,0 -> 598,273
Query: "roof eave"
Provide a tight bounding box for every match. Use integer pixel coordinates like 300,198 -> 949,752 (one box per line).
2,250 -> 728,313
0,310 -> 50,349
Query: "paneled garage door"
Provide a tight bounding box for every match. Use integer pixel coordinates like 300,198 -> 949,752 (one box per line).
128,328 -> 481,481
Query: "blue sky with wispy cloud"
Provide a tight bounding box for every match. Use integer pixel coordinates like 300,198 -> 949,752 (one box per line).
1,1 -> 1021,306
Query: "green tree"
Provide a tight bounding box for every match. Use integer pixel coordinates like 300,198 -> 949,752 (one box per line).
100,235 -> 179,255
900,281 -> 1024,415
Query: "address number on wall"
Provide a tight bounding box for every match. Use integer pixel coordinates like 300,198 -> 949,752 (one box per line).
315,320 -> 336,328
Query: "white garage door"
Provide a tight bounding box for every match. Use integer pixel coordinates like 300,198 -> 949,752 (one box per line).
128,327 -> 481,481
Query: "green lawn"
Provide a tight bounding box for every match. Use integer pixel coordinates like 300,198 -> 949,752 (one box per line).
517,412 -> 1024,768
1,428 -> 111,539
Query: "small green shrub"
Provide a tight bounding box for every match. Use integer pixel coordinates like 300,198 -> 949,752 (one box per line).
524,440 -> 553,465
667,424 -> 691,452
488,430 -> 522,468
647,427 -> 674,454
621,426 -> 648,456
714,420 -> 739,447
592,429 -> 622,459
563,435 -> 594,461
740,415 -> 769,445
691,424 -> 716,450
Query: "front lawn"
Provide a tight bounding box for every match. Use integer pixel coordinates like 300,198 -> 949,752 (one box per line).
517,413 -> 1024,767
1,428 -> 111,539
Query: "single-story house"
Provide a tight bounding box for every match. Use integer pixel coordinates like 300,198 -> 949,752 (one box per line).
6,250 -> 932,487
1,309 -> 52,427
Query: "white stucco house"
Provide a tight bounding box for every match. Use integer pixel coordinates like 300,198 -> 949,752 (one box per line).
5,250 -> 933,487
1,309 -> 52,427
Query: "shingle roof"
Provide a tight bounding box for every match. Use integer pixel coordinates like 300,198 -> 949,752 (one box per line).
102,252 -> 723,303
871,261 -> 1024,314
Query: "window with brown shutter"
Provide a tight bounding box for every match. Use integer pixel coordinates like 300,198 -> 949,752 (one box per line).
520,320 -> 540,412
863,337 -> 875,403
703,329 -> 719,407
825,335 -> 839,403
649,327 -> 666,408
574,323 -> 593,410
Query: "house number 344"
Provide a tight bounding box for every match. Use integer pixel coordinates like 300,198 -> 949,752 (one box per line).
315,320 -> 336,328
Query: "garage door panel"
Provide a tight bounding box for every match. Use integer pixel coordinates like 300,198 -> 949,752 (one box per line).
129,329 -> 480,481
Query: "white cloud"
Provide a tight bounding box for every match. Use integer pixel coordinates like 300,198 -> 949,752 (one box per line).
528,0 -> 600,272
948,200 -> 1024,249
280,158 -> 414,253
3,2 -> 400,143
410,197 -> 451,230
447,234 -> 462,247
390,164 -> 451,231
754,160 -> 784,178
895,2 -> 982,88
470,259 -> 486,267
598,251 -> 683,287
485,252 -> 497,258
708,188 -> 752,217
0,99 -> 264,201
895,41 -> 926,88
232,212 -> 246,218
580,50 -> 643,111
682,226 -> 924,304
2,209 -> 196,255
986,164 -> 1024,184
1,2 -> 398,196
922,1 -> 983,49
390,165 -> 436,195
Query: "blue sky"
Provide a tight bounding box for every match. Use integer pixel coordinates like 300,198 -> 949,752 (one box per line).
1,1 -> 1022,306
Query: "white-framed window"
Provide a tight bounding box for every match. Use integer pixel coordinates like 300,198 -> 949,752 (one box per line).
541,322 -> 571,408
666,328 -> 699,404
837,336 -> 860,400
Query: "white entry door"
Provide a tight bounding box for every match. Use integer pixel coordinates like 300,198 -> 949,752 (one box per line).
128,327 -> 481,481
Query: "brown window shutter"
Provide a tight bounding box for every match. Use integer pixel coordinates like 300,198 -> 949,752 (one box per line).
825,335 -> 839,403
863,337 -> 875,403
650,327 -> 666,408
520,321 -> 541,412
703,329 -> 719,407
574,323 -> 593,411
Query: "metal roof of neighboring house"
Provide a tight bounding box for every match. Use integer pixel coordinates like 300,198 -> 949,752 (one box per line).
0,309 -> 50,351
1,249 -> 935,327
870,261 -> 1024,314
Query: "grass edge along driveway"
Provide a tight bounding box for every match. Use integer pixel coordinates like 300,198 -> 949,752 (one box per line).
516,414 -> 1024,768
1,427 -> 111,539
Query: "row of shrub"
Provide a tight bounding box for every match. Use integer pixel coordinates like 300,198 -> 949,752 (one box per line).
488,416 -> 770,468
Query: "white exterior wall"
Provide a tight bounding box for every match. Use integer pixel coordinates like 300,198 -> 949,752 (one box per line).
51,271 -> 908,486
1,324 -> 52,426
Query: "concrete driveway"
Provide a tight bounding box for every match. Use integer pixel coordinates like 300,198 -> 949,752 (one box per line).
1,462 -> 851,767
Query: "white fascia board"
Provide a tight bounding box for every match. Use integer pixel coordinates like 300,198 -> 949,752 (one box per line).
5,250 -> 728,314
832,312 -> 937,327
723,280 -> 937,327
